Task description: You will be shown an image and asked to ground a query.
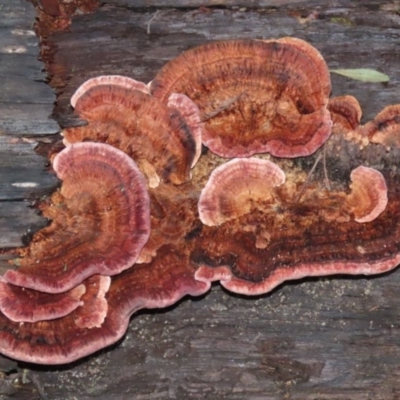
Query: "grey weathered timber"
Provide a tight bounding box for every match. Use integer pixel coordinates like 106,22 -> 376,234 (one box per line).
3,1 -> 400,400
0,202 -> 47,248
0,137 -> 57,201
0,0 -> 59,249
0,0 -> 59,135
108,0 -> 385,10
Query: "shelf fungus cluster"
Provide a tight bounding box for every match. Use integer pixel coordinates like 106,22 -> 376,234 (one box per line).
1,37 -> 400,365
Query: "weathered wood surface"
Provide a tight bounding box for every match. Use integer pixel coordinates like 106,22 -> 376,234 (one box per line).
0,0 -> 59,250
0,1 -> 58,135
4,1 -> 400,399
108,0 -> 388,9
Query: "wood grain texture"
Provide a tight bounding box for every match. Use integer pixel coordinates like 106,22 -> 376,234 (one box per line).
0,0 -> 59,248
3,1 -> 400,399
0,0 -> 59,135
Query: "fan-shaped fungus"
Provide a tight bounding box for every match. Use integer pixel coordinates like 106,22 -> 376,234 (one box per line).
150,38 -> 332,158
198,158 -> 285,226
0,248 -> 209,364
363,104 -> 400,149
0,275 -> 110,325
3,37 -> 400,366
0,278 -> 85,323
3,142 -> 150,293
70,75 -> 150,108
345,166 -> 388,223
193,162 -> 393,296
167,93 -> 203,166
328,95 -> 362,133
64,84 -> 196,186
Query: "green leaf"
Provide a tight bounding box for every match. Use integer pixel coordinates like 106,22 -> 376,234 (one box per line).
330,68 -> 390,83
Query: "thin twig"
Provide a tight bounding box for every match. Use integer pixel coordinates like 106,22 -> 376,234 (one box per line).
27,372 -> 49,400
201,91 -> 247,122
322,142 -> 331,190
295,152 -> 323,202
147,10 -> 160,35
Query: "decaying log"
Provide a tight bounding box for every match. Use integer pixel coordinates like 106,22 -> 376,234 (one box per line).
2,1 -> 400,399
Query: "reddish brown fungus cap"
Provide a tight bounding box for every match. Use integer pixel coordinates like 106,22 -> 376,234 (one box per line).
345,166 -> 388,223
198,158 -> 285,226
0,275 -> 110,325
150,38 -> 332,158
0,247 -> 208,364
3,142 -> 150,293
71,75 -> 149,108
363,104 -> 400,149
0,278 -> 85,323
328,95 -> 362,133
74,275 -> 110,329
192,161 -> 393,296
65,84 -> 196,186
167,93 -> 203,167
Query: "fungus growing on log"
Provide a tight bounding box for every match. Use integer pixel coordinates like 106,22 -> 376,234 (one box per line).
0,248 -> 209,365
70,75 -> 150,108
363,104 -> 400,149
0,274 -> 110,325
345,166 -> 388,223
193,160 -> 394,296
0,278 -> 85,323
4,37 -> 400,366
198,158 -> 285,226
328,95 -> 362,133
74,275 -> 111,329
3,142 -> 150,293
64,82 -> 196,186
327,95 -> 367,147
136,183 -> 201,264
167,93 -> 203,167
150,38 -> 332,158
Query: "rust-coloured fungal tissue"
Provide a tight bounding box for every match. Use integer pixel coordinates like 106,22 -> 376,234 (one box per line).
198,158 -> 285,226
65,76 -> 199,186
1,37 -> 399,365
345,166 -> 388,223
3,142 -> 151,293
150,38 -> 332,158
70,75 -> 150,108
0,249 -> 209,364
363,104 -> 400,149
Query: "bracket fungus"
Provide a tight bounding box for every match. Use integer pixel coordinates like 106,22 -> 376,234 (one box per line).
0,248 -> 208,364
65,76 -> 198,186
70,75 -> 150,108
193,155 -> 392,296
4,142 -> 150,293
328,95 -> 362,133
363,104 -> 400,149
0,278 -> 86,323
198,158 -> 285,226
345,166 -> 388,223
4,37 -> 400,365
150,38 -> 332,158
